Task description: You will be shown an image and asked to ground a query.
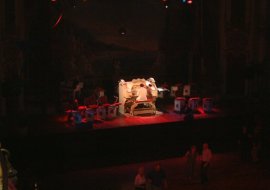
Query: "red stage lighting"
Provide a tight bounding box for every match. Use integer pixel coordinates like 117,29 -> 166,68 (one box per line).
187,0 -> 192,4
53,13 -> 63,28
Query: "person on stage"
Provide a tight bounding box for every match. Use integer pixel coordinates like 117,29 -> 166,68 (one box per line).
136,84 -> 148,101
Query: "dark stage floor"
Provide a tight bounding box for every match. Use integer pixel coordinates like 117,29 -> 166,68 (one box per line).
25,105 -> 224,136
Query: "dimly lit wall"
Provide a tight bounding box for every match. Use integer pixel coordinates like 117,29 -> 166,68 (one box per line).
219,0 -> 270,97
0,0 -> 269,116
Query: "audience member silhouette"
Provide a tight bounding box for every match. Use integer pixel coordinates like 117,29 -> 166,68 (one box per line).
201,143 -> 212,184
185,145 -> 198,181
134,166 -> 146,190
238,126 -> 251,162
147,163 -> 168,190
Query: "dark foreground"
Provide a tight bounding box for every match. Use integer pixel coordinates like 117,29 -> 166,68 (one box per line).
1,98 -> 270,189
41,152 -> 270,190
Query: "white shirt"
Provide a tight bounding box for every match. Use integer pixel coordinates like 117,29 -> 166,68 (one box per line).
136,87 -> 148,101
202,148 -> 212,162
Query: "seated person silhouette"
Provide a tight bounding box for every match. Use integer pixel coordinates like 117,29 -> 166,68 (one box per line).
136,83 -> 148,108
136,83 -> 148,101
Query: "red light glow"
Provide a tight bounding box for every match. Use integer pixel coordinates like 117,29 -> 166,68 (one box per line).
187,0 -> 192,4
53,13 -> 63,28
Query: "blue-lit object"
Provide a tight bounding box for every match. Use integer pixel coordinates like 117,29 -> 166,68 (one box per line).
182,0 -> 187,3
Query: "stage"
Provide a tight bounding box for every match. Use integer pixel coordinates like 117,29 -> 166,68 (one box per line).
85,107 -> 222,130
6,103 -> 243,175
27,105 -> 225,136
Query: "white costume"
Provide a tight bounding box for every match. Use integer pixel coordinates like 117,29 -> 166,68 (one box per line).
136,86 -> 148,101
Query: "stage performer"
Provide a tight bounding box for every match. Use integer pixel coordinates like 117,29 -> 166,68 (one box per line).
136,84 -> 148,101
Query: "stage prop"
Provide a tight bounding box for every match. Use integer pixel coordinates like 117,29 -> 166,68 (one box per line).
97,105 -> 107,120
203,98 -> 213,113
183,85 -> 191,97
188,97 -> 200,111
174,97 -> 186,112
73,111 -> 82,125
73,82 -> 84,100
107,103 -> 121,119
118,78 -> 158,116
170,86 -> 178,97
85,108 -> 95,122
157,87 -> 169,98
87,102 -> 121,120
66,102 -> 121,126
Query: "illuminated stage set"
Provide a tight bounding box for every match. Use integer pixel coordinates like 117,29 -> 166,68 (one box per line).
63,77 -> 222,131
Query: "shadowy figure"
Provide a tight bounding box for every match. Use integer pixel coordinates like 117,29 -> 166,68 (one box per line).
200,143 -> 212,184
136,84 -> 148,102
184,105 -> 194,121
0,144 -> 18,190
251,122 -> 263,163
147,163 -> 168,190
238,126 -> 251,162
134,166 -> 146,190
185,145 -> 198,181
